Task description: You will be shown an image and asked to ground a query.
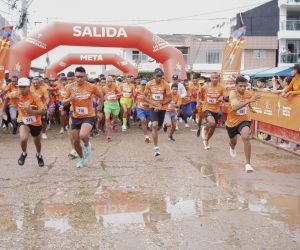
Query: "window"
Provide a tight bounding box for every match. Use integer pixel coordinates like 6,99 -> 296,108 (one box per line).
132,50 -> 148,63
253,50 -> 266,59
206,50 -> 221,64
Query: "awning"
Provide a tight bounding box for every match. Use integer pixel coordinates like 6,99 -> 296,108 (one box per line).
241,67 -> 271,77
253,66 -> 292,78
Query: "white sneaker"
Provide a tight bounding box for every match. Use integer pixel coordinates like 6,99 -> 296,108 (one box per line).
185,123 -> 190,128
41,133 -> 47,139
59,128 -> 64,134
144,136 -> 150,143
154,147 -> 160,156
203,140 -> 210,150
76,158 -> 85,168
68,149 -> 78,159
245,164 -> 254,173
122,125 -> 127,131
201,126 -> 207,140
229,147 -> 236,158
176,124 -> 179,130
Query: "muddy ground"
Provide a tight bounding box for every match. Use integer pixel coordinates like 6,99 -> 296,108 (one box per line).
0,122 -> 299,250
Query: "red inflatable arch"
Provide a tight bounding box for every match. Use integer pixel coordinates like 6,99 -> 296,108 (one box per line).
45,53 -> 138,78
7,22 -> 186,81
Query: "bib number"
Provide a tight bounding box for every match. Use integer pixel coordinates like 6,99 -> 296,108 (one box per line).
140,102 -> 149,108
23,116 -> 36,125
236,107 -> 247,116
123,92 -> 131,98
207,97 -> 217,104
107,94 -> 116,101
152,93 -> 163,101
76,107 -> 88,115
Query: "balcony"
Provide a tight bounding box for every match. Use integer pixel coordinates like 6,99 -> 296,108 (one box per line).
279,0 -> 300,6
278,20 -> 300,39
279,53 -> 300,65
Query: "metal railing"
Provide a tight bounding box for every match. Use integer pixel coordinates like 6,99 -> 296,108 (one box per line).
280,0 -> 300,4
280,53 -> 300,63
280,20 -> 300,30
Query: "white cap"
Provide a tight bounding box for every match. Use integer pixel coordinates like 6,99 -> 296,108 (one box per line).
18,77 -> 30,86
244,75 -> 250,82
4,70 -> 9,74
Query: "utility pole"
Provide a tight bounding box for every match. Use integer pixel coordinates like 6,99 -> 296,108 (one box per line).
21,0 -> 28,37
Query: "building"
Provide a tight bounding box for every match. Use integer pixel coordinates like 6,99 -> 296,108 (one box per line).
278,0 -> 300,66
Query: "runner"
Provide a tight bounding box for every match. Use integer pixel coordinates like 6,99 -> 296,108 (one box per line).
163,83 -> 181,141
196,78 -> 206,137
144,68 -> 172,156
4,77 -> 46,167
62,66 -> 103,168
189,77 -> 199,123
135,79 -> 151,143
120,75 -> 135,131
0,75 -> 19,134
57,76 -> 69,134
30,77 -> 49,139
226,76 -> 261,173
201,73 -> 225,150
102,76 -> 121,141
180,80 -> 192,128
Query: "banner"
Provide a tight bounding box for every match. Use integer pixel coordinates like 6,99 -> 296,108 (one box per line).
0,26 -> 13,84
220,26 -> 246,87
250,91 -> 300,132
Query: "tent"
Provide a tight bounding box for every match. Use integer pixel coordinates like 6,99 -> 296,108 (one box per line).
253,66 -> 292,78
241,67 -> 271,77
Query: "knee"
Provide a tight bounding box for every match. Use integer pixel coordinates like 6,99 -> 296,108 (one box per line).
152,124 -> 159,130
241,133 -> 250,142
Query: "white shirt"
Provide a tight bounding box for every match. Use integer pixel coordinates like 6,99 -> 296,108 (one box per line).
169,82 -> 187,98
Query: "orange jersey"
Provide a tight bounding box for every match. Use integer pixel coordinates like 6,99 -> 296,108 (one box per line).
30,85 -> 49,107
120,83 -> 135,98
135,87 -> 150,110
285,77 -> 300,95
7,91 -> 43,126
145,79 -> 171,110
189,83 -> 199,102
102,83 -> 121,102
202,84 -> 224,113
65,81 -> 101,118
5,83 -> 18,106
226,90 -> 252,128
181,86 -> 191,105
167,93 -> 181,112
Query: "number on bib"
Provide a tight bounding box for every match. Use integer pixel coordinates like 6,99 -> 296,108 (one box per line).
207,97 -> 217,104
76,107 -> 88,115
152,93 -> 163,101
236,107 -> 247,116
23,116 -> 36,125
107,94 -> 116,101
123,92 -> 131,98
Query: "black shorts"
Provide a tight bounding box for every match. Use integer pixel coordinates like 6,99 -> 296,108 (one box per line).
71,117 -> 96,130
204,110 -> 221,124
63,103 -> 71,114
150,109 -> 166,127
226,121 -> 251,139
19,123 -> 42,137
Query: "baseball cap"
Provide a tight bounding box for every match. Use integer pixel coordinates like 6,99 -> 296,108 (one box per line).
4,70 -> 9,74
141,79 -> 147,85
154,68 -> 164,77
244,75 -> 250,82
18,77 -> 30,87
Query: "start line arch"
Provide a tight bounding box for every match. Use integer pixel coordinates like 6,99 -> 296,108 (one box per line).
45,53 -> 138,78
7,22 -> 186,81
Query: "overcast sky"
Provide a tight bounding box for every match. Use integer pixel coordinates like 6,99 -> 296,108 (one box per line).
1,0 -> 271,74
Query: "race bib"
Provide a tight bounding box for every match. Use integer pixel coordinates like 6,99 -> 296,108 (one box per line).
207,97 -> 217,104
123,92 -> 131,98
236,107 -> 247,116
107,94 -> 116,101
60,90 -> 66,96
152,93 -> 163,101
140,102 -> 149,108
76,106 -> 88,115
23,116 -> 36,125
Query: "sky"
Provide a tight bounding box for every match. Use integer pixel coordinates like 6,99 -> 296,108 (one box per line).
0,0 -> 271,74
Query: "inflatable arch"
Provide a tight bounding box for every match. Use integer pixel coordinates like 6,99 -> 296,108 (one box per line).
45,53 -> 138,78
7,22 -> 186,81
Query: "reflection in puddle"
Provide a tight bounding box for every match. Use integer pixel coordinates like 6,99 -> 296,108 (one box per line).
44,218 -> 71,233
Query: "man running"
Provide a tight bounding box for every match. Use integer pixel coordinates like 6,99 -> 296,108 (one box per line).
135,79 -> 151,143
201,73 -> 225,150
163,83 -> 181,141
102,76 -> 121,141
120,75 -> 135,131
189,77 -> 199,123
5,77 -> 46,167
62,66 -> 103,168
57,76 -> 69,134
226,76 -> 261,173
196,79 -> 206,137
144,68 -> 172,156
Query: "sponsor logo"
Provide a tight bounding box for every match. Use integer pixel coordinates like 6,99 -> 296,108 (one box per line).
73,26 -> 128,38
152,35 -> 170,52
58,61 -> 67,67
25,33 -> 47,49
120,61 -> 128,66
80,54 -> 103,61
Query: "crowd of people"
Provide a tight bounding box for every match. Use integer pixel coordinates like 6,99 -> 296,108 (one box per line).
0,64 -> 299,171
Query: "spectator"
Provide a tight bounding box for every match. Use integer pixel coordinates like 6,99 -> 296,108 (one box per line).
255,78 -> 266,89
281,64 -> 300,97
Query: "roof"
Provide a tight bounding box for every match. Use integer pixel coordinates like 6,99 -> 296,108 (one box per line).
244,66 -> 292,78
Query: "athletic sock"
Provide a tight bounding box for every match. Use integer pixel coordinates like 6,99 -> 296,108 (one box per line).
123,118 -> 127,126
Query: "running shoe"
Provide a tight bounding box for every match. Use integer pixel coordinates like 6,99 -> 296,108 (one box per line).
122,125 -> 127,132
229,147 -> 237,158
59,128 -> 64,134
185,123 -> 190,128
18,152 -> 27,166
68,149 -> 79,159
168,136 -> 175,142
144,136 -> 150,143
36,154 -> 44,167
154,147 -> 161,156
83,142 -> 92,160
76,158 -> 85,168
245,164 -> 254,173
203,140 -> 210,150
201,126 -> 208,140
41,133 -> 47,139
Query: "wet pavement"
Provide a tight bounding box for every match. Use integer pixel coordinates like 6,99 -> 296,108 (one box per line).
0,124 -> 299,249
